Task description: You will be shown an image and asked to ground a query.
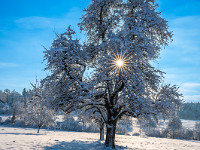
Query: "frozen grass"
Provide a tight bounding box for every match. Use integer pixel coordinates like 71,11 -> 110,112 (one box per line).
0,126 -> 200,150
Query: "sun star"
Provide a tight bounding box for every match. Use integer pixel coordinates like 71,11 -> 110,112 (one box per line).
116,59 -> 124,67
106,50 -> 132,75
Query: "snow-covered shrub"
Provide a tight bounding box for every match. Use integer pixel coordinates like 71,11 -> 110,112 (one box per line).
147,129 -> 164,138
13,120 -> 27,127
161,128 -> 169,138
75,110 -> 101,132
168,117 -> 182,130
167,117 -> 182,139
84,121 -> 99,132
194,122 -> 200,140
4,117 -> 11,124
136,116 -> 158,137
62,113 -> 99,132
0,103 -> 5,114
182,129 -> 194,140
0,104 -> 9,114
194,131 -> 200,140
116,117 -> 133,135
143,119 -> 157,136
116,125 -> 127,135
57,111 -> 99,132
77,113 -> 90,131
195,122 -> 200,131
62,114 -> 82,131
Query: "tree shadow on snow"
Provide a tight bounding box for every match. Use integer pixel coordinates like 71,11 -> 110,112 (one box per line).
0,132 -> 43,135
44,140 -> 128,150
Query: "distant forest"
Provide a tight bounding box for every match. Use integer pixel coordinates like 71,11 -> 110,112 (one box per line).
178,102 -> 200,120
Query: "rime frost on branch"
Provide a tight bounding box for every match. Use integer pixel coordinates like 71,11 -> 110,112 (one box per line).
42,0 -> 182,148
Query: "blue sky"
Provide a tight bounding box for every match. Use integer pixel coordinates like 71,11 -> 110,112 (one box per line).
0,0 -> 200,102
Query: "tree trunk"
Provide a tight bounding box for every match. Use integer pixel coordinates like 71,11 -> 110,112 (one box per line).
37,126 -> 41,133
105,122 -> 117,149
100,122 -> 104,140
11,113 -> 16,123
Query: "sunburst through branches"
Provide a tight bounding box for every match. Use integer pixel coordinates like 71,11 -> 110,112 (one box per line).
107,50 -> 132,76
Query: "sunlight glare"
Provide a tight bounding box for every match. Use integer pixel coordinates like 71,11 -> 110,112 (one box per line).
116,59 -> 123,67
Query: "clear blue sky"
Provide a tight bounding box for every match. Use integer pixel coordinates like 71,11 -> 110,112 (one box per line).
0,0 -> 199,102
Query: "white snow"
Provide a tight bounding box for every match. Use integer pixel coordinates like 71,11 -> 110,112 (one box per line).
0,115 -> 11,122
0,125 -> 200,150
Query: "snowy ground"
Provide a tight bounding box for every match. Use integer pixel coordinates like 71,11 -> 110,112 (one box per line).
0,116 -> 200,149
181,119 -> 197,129
0,115 -> 11,122
0,126 -> 200,150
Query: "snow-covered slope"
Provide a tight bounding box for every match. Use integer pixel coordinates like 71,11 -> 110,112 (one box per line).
0,126 -> 200,150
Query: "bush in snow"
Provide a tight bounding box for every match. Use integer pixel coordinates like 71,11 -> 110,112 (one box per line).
182,129 -> 194,140
0,103 -> 8,114
0,104 -> 10,114
12,120 -> 27,127
116,125 -> 127,135
194,122 -> 200,140
195,122 -> 200,131
61,112 -> 99,132
116,116 -> 133,135
4,117 -> 12,124
143,119 -> 157,136
165,116 -> 182,139
148,129 -> 165,138
61,113 -> 82,131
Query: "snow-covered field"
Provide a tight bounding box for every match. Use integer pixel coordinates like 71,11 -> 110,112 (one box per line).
0,116 -> 200,149
0,125 -> 200,150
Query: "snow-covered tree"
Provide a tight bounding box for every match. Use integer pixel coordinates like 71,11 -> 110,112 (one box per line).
42,0 -> 182,148
0,94 -> 7,114
24,81 -> 56,133
0,89 -> 23,122
167,116 -> 182,139
78,109 -> 105,140
62,112 -> 81,131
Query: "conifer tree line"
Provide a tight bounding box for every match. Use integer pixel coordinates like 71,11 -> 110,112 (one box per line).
178,102 -> 200,120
